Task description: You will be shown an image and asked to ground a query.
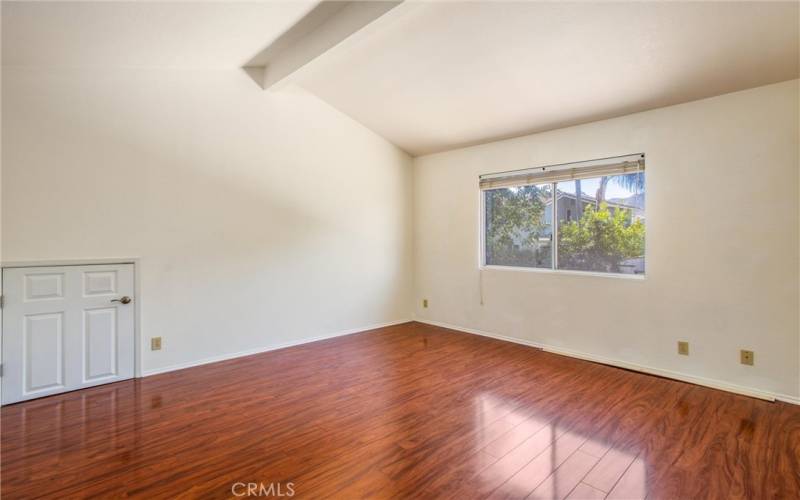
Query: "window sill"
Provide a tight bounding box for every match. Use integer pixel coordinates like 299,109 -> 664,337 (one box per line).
480,265 -> 646,280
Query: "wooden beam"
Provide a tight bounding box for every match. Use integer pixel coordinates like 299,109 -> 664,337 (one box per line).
243,1 -> 403,90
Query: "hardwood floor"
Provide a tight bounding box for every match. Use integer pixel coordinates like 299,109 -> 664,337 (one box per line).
2,321 -> 799,499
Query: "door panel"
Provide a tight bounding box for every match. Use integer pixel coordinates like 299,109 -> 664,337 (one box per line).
83,307 -> 117,381
83,271 -> 117,296
25,273 -> 64,301
2,264 -> 135,404
24,312 -> 65,393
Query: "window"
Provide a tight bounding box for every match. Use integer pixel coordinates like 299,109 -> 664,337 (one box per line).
481,154 -> 645,276
484,183 -> 552,268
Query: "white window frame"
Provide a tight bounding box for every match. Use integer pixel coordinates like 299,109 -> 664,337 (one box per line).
478,154 -> 646,280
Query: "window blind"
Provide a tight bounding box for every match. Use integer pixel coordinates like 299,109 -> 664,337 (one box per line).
479,154 -> 645,190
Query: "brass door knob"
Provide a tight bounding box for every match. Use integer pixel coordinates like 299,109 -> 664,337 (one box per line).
111,296 -> 132,304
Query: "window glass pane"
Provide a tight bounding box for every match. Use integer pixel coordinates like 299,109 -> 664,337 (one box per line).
484,184 -> 552,268
556,173 -> 645,274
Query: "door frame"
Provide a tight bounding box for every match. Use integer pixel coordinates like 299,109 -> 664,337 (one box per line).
0,258 -> 143,398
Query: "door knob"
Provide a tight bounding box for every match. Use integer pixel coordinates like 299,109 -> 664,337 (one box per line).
111,296 -> 132,304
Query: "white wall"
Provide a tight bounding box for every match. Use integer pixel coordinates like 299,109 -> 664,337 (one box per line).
413,80 -> 800,401
4,67 -> 797,402
2,67 -> 413,374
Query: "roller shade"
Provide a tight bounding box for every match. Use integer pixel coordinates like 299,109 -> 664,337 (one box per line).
479,154 -> 645,190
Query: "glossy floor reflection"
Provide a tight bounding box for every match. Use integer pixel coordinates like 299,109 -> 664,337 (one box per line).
2,322 -> 798,499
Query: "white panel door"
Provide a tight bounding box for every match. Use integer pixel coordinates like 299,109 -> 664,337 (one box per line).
2,264 -> 135,404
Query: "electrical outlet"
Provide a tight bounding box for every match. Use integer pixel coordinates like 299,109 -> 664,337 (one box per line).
740,349 -> 754,366
677,341 -> 689,356
151,337 -> 162,351
423,299 -> 428,308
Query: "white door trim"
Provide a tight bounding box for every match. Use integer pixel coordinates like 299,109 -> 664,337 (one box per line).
1,258 -> 143,384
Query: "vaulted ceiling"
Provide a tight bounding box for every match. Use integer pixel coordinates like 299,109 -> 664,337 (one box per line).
1,1 -> 317,69
293,1 -> 800,155
4,1 -> 799,156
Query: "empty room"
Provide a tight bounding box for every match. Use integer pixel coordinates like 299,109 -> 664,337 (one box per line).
1,1 -> 798,498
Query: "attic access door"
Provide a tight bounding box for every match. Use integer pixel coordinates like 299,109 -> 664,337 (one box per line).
1,264 -> 135,404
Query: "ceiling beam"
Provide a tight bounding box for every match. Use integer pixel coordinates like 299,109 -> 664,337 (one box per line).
243,1 -> 403,90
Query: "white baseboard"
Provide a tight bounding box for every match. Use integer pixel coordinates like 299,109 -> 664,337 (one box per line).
416,318 -> 800,405
141,319 -> 411,377
417,319 -> 548,350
